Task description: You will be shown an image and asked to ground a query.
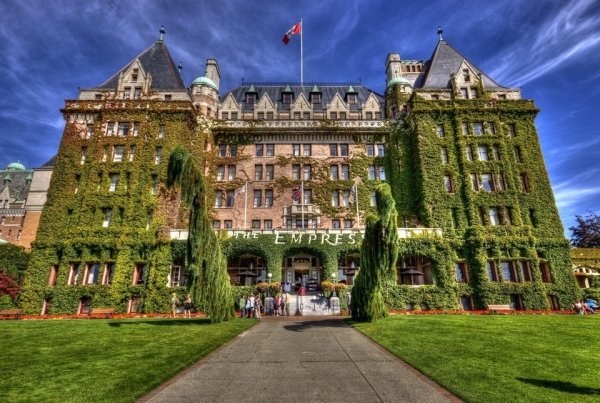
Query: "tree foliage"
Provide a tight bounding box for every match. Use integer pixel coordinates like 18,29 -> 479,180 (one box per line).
167,145 -> 234,323
570,213 -> 600,248
351,183 -> 399,321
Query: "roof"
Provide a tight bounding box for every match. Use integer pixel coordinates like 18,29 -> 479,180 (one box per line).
5,162 -> 26,171
0,168 -> 33,203
419,40 -> 506,89
220,83 -> 383,112
39,155 -> 57,168
91,40 -> 186,91
192,76 -> 217,90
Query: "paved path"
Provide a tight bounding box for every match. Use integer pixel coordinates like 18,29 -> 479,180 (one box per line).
140,317 -> 460,403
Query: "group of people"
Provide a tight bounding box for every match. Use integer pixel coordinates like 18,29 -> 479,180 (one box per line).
240,294 -> 263,318
574,297 -> 599,314
171,293 -> 193,318
272,292 -> 291,316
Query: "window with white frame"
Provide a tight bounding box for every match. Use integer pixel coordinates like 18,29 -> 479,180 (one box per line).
113,146 -> 124,162
117,122 -> 129,136
169,265 -> 183,287
472,123 -> 483,136
341,164 -> 350,180
265,190 -> 273,207
303,165 -> 312,180
85,263 -> 101,285
477,145 -> 489,161
292,165 -> 300,180
227,165 -> 236,181
154,147 -> 162,164
103,263 -> 115,285
217,165 -> 225,181
481,173 -> 494,192
253,190 -> 262,208
102,208 -> 112,227
67,263 -> 81,285
441,147 -> 449,164
489,207 -> 500,226
128,145 -> 136,162
330,165 -> 339,180
265,165 -> 274,180
109,174 -> 119,192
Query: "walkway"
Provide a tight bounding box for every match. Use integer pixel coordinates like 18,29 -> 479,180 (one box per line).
140,317 -> 460,403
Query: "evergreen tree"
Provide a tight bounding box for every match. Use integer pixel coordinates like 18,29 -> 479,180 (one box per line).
167,146 -> 234,322
351,183 -> 399,321
570,213 -> 600,248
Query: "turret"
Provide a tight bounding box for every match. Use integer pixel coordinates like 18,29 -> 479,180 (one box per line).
191,58 -> 221,118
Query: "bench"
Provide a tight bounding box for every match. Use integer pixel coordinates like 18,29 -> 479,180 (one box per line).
487,304 -> 513,313
0,309 -> 24,319
90,308 -> 116,318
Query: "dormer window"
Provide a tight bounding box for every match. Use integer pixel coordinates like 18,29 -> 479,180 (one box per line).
133,87 -> 142,99
123,87 -> 131,100
463,68 -> 471,82
245,93 -> 257,104
131,69 -> 138,82
346,94 -> 357,104
282,93 -> 293,104
310,93 -> 321,104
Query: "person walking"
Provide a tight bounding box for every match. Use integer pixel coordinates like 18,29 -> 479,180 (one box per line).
171,293 -> 179,318
273,294 -> 281,316
183,294 -> 192,318
246,294 -> 255,318
239,295 -> 247,318
254,295 -> 262,318
283,292 -> 290,316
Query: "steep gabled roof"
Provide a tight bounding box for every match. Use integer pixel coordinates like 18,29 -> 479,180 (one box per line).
419,40 -> 506,89
91,40 -> 186,91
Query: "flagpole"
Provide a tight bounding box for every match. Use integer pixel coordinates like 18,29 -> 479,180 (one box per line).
300,18 -> 303,86
301,180 -> 305,229
244,181 -> 248,230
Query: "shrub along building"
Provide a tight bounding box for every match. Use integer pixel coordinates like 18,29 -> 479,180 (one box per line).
21,29 -> 579,315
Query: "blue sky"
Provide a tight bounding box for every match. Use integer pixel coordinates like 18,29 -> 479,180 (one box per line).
1,0 -> 599,234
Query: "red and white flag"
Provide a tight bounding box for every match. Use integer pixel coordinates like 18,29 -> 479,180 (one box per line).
282,22 -> 302,45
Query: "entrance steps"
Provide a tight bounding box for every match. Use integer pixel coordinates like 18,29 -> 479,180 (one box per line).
290,293 -> 340,316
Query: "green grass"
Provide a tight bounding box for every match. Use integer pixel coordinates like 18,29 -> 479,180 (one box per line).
0,318 -> 256,402
353,315 -> 600,403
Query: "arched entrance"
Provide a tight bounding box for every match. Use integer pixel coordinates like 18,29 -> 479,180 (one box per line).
282,253 -> 322,292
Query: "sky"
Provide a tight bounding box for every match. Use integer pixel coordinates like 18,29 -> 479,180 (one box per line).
0,0 -> 599,235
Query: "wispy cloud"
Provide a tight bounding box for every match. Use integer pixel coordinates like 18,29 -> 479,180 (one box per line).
490,0 -> 600,86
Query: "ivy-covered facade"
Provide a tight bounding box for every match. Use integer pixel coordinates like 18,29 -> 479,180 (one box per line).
20,33 -> 579,315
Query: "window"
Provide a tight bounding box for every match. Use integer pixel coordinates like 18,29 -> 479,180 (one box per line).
378,166 -> 386,181
488,207 -> 500,226
79,297 -> 92,314
341,164 -> 350,180
256,144 -> 264,157
109,174 -> 119,192
231,112 -> 238,120
370,192 -> 377,207
344,219 -> 353,229
132,122 -> 139,136
519,261 -> 533,282
514,146 -> 522,163
102,208 -> 112,227
292,144 -> 301,156
462,122 -> 469,135
332,219 -> 341,229
292,165 -> 300,180
303,189 -> 312,205
251,220 -> 261,229
80,147 -> 87,165
303,165 -> 312,180
227,165 -> 236,181
471,88 -> 478,99
331,191 -> 340,207
340,144 -> 349,156
110,146 -> 123,163
128,145 -> 136,162
540,262 -> 552,283
169,265 -> 183,287
154,147 -> 162,164
293,112 -> 301,120
310,93 -> 321,104
245,93 -> 256,104
151,175 -> 159,195
465,145 -> 474,161
224,220 -> 233,229
481,173 -> 494,192
226,190 -> 234,207
486,261 -> 499,282
330,165 -> 339,180
507,124 -> 516,137
492,145 -> 500,160
510,294 -> 525,310
48,265 -> 58,287
103,263 -> 115,285
101,146 -> 109,162
303,112 -> 310,120
463,68 -> 471,82
217,166 -> 225,181
265,165 -> 274,181
229,145 -> 237,157
264,220 -> 273,229
254,165 -> 263,181
455,263 -> 469,283
436,124 -> 445,137
117,122 -> 129,136
529,209 -> 537,227
451,208 -> 459,229
341,190 -> 350,207
257,112 -> 264,120
330,112 -> 338,119
133,264 -> 146,285
339,112 -> 347,120
496,172 -> 507,191
477,145 -> 489,161
441,147 -> 449,164
266,144 -> 275,156
365,112 -> 373,120
472,123 -> 483,136
106,122 -> 115,136
265,190 -> 273,207
485,122 -> 495,135
330,144 -> 338,156
68,263 -> 81,285
460,88 -> 469,99
376,144 -> 384,157
266,112 -> 273,120
134,87 -> 142,99
85,263 -> 101,285
366,144 -> 375,156
253,190 -> 262,208
519,173 -> 530,192
368,165 -> 376,180
347,94 -> 357,104
124,87 -> 131,99
303,144 -> 311,156
212,220 -> 221,229
501,261 -> 518,282
219,144 -> 227,157
85,125 -> 94,139
460,295 -> 473,310
282,93 -> 293,104
444,175 -> 454,193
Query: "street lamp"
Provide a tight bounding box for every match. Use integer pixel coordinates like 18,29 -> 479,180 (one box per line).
331,272 -> 338,297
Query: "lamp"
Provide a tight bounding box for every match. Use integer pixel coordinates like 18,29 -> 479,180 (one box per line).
331,272 -> 338,297
267,272 -> 273,297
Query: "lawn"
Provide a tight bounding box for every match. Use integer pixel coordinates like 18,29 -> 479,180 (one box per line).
0,317 -> 256,402
353,314 -> 600,403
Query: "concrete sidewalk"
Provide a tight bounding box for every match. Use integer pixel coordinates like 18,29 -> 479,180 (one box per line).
140,317 -> 460,403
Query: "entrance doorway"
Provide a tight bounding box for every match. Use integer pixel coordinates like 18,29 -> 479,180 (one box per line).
282,254 -> 322,292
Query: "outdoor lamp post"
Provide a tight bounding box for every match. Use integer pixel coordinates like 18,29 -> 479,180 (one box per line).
331,272 -> 337,297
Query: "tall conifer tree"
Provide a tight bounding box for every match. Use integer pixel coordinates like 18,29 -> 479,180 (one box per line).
167,146 -> 234,322
351,183 -> 398,321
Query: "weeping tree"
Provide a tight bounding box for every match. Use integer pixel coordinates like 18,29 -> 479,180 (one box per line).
167,145 -> 234,323
351,183 -> 399,321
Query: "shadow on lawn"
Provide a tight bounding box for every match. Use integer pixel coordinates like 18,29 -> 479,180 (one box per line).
108,318 -> 213,327
517,378 -> 600,395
